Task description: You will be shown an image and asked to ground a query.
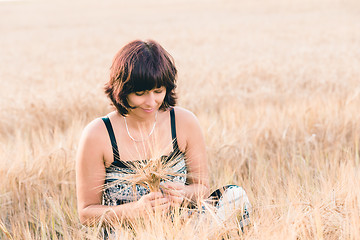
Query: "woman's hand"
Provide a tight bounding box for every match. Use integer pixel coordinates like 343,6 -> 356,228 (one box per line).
160,182 -> 186,207
135,191 -> 171,215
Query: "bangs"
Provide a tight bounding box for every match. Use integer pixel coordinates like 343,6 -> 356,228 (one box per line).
123,52 -> 175,93
126,66 -> 166,93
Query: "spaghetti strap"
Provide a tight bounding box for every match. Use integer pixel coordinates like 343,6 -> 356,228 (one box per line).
101,117 -> 120,162
170,108 -> 179,150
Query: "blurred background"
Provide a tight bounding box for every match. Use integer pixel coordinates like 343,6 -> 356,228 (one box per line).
1,0 -> 360,239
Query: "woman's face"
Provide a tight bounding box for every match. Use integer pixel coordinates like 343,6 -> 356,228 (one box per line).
127,86 -> 166,116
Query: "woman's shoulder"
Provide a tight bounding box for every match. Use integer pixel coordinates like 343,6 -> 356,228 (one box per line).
172,106 -> 197,119
172,106 -> 200,127
170,107 -> 204,151
80,116 -> 109,141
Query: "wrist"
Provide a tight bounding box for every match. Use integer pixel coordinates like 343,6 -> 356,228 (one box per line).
183,183 -> 208,205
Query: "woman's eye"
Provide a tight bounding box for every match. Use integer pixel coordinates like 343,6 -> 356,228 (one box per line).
154,88 -> 164,94
134,91 -> 145,96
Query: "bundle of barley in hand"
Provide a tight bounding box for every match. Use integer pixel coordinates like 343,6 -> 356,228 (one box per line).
104,151 -> 186,194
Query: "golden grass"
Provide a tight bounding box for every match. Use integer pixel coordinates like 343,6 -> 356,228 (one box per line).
1,0 -> 360,239
104,143 -> 186,193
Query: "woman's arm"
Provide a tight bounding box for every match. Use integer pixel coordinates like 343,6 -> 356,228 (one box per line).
76,119 -> 170,225
162,108 -> 210,206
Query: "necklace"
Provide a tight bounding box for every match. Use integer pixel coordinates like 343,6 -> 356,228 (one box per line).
124,111 -> 158,142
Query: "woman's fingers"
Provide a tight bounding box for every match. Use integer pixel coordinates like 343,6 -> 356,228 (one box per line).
145,191 -> 164,200
161,183 -> 185,197
166,189 -> 185,197
138,189 -> 186,214
161,181 -> 185,190
152,201 -> 171,211
150,196 -> 169,206
141,192 -> 171,212
160,187 -> 185,205
168,196 -> 184,206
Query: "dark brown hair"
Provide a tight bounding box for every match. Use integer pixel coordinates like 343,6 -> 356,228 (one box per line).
104,40 -> 177,116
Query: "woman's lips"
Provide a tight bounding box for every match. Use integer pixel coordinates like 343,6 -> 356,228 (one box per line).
142,108 -> 154,113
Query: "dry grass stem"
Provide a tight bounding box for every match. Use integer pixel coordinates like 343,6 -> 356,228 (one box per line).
104,147 -> 186,193
1,0 -> 360,239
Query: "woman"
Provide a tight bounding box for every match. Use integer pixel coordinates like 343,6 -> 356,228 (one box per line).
76,40 -> 250,234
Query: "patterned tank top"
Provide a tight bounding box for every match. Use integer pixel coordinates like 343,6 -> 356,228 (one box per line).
101,108 -> 187,206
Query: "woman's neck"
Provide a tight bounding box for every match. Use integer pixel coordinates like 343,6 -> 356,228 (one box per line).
122,110 -> 159,136
122,110 -> 159,143
125,111 -> 157,125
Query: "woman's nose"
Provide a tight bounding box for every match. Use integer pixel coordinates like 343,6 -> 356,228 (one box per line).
145,92 -> 156,106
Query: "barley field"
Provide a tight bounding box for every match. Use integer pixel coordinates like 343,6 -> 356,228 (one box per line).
1,0 -> 360,239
